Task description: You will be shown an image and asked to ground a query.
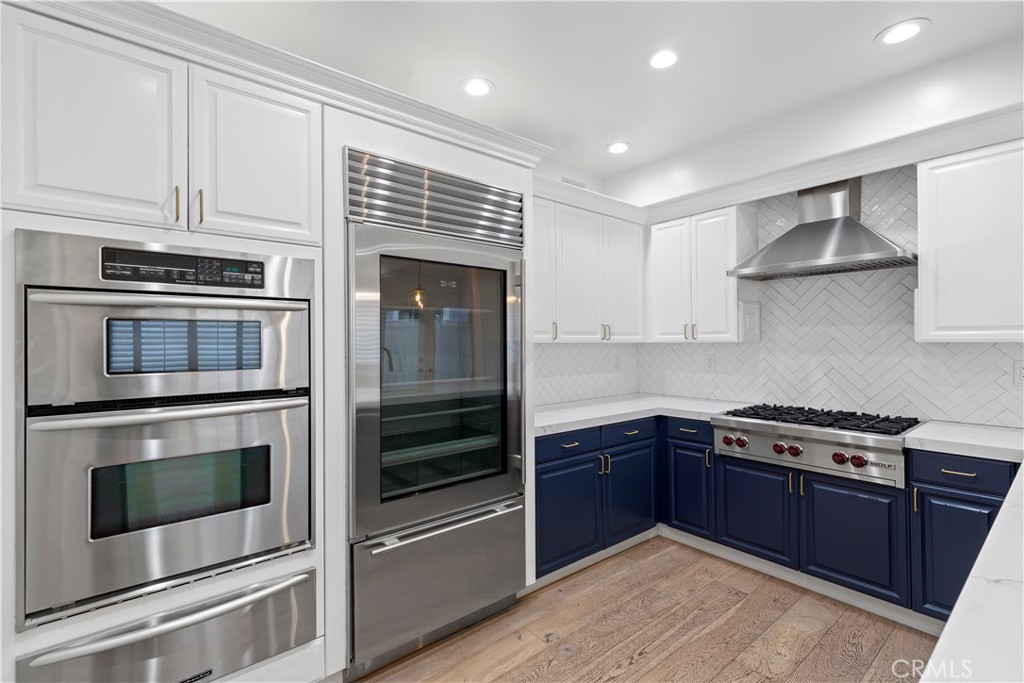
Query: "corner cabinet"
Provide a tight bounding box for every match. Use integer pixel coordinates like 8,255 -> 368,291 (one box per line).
916,140 -> 1024,342
647,205 -> 759,342
532,199 -> 643,343
1,6 -> 323,245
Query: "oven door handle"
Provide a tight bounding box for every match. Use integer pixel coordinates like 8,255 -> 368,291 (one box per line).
28,397 -> 309,432
28,291 -> 307,311
27,573 -> 311,668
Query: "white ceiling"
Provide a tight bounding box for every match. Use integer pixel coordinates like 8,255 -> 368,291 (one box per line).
158,1 -> 1023,185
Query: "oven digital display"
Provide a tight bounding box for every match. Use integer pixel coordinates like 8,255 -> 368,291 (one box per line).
90,446 -> 271,540
101,247 -> 265,289
106,319 -> 262,374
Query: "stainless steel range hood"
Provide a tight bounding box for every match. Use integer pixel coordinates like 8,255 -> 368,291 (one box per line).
728,178 -> 917,280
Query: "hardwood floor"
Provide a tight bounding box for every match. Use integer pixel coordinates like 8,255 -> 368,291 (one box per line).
364,538 -> 937,683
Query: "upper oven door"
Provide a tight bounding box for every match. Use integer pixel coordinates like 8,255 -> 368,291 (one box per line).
26,289 -> 309,407
351,222 -> 524,539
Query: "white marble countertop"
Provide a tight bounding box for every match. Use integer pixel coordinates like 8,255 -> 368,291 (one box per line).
905,421 -> 1024,464
923,467 -> 1024,683
534,393 -> 751,435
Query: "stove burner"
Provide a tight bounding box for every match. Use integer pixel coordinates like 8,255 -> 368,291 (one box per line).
725,404 -> 919,436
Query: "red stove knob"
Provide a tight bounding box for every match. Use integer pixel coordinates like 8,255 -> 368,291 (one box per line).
849,454 -> 867,468
722,435 -> 735,446
735,436 -> 749,448
787,444 -> 803,457
772,441 -> 787,454
832,451 -> 849,465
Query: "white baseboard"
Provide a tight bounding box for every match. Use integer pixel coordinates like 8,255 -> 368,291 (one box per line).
656,524 -> 945,637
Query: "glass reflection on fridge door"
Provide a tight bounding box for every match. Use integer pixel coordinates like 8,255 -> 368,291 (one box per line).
378,256 -> 506,500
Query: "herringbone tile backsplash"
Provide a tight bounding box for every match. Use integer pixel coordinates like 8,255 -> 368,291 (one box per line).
537,166 -> 1024,427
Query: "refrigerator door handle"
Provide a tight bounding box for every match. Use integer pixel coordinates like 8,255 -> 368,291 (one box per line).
370,503 -> 524,556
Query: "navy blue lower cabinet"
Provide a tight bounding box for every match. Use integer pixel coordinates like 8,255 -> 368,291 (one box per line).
535,451 -> 604,577
910,483 -> 1004,620
666,439 -> 714,539
604,440 -> 656,546
714,456 -> 799,568
799,474 -> 909,606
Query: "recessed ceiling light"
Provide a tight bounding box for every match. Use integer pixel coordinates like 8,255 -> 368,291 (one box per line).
648,48 -> 678,70
606,142 -> 630,155
874,18 -> 930,46
461,77 -> 494,97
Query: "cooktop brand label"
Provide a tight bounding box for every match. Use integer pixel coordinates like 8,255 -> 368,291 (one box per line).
178,669 -> 213,683
868,460 -> 897,470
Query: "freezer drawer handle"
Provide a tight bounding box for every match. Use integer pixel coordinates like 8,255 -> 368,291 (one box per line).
28,291 -> 307,312
29,397 -> 309,432
27,573 -> 311,668
370,504 -> 524,556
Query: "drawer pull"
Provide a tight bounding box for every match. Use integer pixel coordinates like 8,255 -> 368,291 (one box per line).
678,427 -> 698,433
561,441 -> 580,449
940,468 -> 977,478
624,430 -> 640,436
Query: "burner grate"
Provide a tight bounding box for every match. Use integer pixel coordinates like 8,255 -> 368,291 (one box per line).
725,404 -> 919,435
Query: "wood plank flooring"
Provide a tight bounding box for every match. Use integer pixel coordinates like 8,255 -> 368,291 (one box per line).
363,538 -> 937,683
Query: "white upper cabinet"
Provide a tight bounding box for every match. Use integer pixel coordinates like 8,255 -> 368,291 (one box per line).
916,140 -> 1024,342
530,198 -> 558,342
553,204 -> 604,342
647,205 -> 758,343
190,67 -> 322,245
2,6 -> 187,228
600,216 -> 644,342
530,199 -> 644,343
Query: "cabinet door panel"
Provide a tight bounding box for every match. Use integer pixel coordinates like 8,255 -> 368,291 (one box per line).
604,442 -> 656,546
692,208 -> 737,342
715,457 -> 798,568
601,217 -> 643,341
647,220 -> 692,341
2,6 -> 186,228
554,204 -> 603,341
530,198 -> 557,341
917,141 -> 1023,341
667,440 -> 714,539
800,475 -> 908,606
191,67 -> 322,244
911,484 -> 1003,620
536,452 -> 603,576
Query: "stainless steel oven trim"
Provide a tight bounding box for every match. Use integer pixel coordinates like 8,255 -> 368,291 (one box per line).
348,219 -> 524,540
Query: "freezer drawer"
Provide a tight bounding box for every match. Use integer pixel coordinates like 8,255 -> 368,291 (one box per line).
352,497 -> 525,669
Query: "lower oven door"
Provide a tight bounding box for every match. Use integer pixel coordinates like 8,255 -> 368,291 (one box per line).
23,397 -> 310,619
352,496 -> 525,674
17,571 -> 315,683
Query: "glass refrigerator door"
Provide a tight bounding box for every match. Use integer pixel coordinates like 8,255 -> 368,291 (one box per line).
378,256 -> 507,500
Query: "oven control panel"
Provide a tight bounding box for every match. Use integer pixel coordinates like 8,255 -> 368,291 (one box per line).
101,247 -> 265,289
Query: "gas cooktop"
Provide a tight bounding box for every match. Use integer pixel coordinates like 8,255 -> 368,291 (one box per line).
723,404 -> 920,436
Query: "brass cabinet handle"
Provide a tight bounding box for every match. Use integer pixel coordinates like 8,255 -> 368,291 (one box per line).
705,448 -> 711,469
174,185 -> 180,222
606,323 -> 612,340
678,427 -> 698,433
561,441 -> 580,449
788,472 -> 793,494
940,468 -> 977,478
684,323 -> 689,340
198,188 -> 205,224
624,430 -> 640,436
693,323 -> 697,339
606,454 -> 612,474
552,322 -> 558,340
598,455 -> 605,475
799,474 -> 805,496
913,487 -> 919,512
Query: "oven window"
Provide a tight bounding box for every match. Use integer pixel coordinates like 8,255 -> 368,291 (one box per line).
379,256 -> 506,500
106,319 -> 262,374
90,446 -> 271,539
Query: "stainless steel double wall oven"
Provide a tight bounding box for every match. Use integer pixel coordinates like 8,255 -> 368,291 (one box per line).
15,230 -> 315,632
346,149 -> 526,677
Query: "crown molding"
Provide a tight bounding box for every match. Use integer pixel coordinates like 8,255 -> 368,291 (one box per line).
12,0 -> 552,169
533,176 -> 646,223
645,105 -> 1024,224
